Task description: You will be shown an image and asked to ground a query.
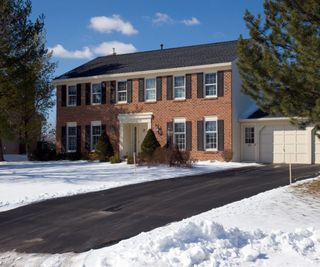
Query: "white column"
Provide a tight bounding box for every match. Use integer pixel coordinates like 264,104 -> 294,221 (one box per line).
306,126 -> 315,164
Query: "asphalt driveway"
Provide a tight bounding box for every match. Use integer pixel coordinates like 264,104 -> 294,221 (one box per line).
0,164 -> 319,254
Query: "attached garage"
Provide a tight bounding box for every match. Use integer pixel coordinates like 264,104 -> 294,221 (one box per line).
240,118 -> 315,164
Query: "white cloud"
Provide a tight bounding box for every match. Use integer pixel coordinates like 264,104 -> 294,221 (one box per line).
93,41 -> 137,55
89,15 -> 138,35
152,12 -> 173,25
182,17 -> 200,26
48,44 -> 93,59
152,13 -> 200,27
49,41 -> 137,60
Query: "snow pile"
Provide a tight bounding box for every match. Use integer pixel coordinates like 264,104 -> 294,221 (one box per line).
1,180 -> 320,267
0,160 -> 257,212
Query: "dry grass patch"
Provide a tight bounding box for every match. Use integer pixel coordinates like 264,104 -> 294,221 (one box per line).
294,179 -> 320,196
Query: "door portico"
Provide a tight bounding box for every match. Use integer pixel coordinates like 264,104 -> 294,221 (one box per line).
118,112 -> 153,158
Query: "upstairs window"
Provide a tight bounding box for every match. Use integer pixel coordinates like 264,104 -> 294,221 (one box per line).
174,76 -> 185,99
173,120 -> 186,150
205,119 -> 217,150
67,125 -> 77,152
67,85 -> 77,106
91,83 -> 102,104
117,81 -> 127,103
204,73 -> 217,97
145,78 -> 156,101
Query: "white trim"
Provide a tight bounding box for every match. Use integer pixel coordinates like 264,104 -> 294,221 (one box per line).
204,117 -> 218,151
91,83 -> 102,105
239,117 -> 291,123
173,117 -> 186,123
53,62 -> 232,85
145,78 -> 157,102
67,85 -> 77,107
91,121 -> 101,126
117,80 -> 128,104
173,75 -> 186,100
67,122 -> 77,127
203,72 -> 217,98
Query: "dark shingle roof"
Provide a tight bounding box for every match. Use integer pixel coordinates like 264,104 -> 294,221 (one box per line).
55,40 -> 238,80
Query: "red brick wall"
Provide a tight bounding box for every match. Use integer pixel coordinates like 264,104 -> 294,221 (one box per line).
56,70 -> 232,161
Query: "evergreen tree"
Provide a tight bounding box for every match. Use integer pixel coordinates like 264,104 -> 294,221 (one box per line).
95,132 -> 114,162
141,129 -> 160,157
0,0 -> 55,160
237,0 -> 320,129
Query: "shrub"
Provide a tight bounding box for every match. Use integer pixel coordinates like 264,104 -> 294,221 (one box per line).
87,152 -> 100,161
110,155 -> 121,164
56,152 -> 82,161
141,129 -> 160,157
32,141 -> 56,161
127,155 -> 134,164
95,132 -> 114,162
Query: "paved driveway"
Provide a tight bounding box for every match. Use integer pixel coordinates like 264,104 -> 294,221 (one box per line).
0,164 -> 319,254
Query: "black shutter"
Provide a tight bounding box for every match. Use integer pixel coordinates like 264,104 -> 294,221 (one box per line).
156,77 -> 162,101
167,76 -> 173,100
127,80 -> 133,103
186,121 -> 192,151
197,73 -> 204,98
61,126 -> 66,152
218,120 -> 224,151
76,126 -> 81,153
110,81 -> 116,104
61,85 -> 67,107
76,84 -> 81,106
101,82 -> 106,104
85,125 -> 91,152
186,74 -> 192,99
101,124 -> 106,134
85,83 -> 91,105
217,71 -> 224,97
138,78 -> 144,102
197,120 -> 204,151
166,121 -> 173,147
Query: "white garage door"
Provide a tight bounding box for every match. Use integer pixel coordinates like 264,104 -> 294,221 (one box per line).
260,124 -> 308,163
314,134 -> 320,164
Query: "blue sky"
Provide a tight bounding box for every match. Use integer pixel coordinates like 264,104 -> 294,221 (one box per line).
31,0 -> 264,126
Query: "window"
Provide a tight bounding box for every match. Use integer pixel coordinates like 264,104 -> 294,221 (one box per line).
245,127 -> 255,144
67,125 -> 77,152
145,78 -> 156,101
117,81 -> 127,103
204,73 -> 217,97
67,85 -> 77,106
173,120 -> 186,150
91,123 -> 102,151
205,119 -> 217,150
174,76 -> 185,99
91,83 -> 102,104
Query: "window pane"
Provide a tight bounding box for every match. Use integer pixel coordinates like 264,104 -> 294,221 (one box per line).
174,76 -> 184,87
68,86 -> 76,95
69,95 -> 77,106
93,94 -> 101,104
118,81 -> 127,91
205,85 -> 217,96
174,122 -> 185,133
146,89 -> 156,100
68,126 -> 76,136
68,136 -> 77,151
175,134 -> 185,150
174,87 -> 185,98
92,125 -> 101,135
205,121 -> 216,132
146,78 -> 156,89
205,73 -> 216,84
92,84 -> 101,93
118,91 -> 127,102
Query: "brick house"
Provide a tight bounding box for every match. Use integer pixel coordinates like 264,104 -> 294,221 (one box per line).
53,40 -> 320,164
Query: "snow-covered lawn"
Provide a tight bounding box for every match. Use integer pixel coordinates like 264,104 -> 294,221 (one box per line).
0,160 -> 257,212
1,178 -> 319,267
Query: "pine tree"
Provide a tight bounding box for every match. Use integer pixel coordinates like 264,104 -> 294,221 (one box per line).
237,0 -> 320,129
0,0 -> 55,160
95,132 -> 114,162
141,129 -> 160,157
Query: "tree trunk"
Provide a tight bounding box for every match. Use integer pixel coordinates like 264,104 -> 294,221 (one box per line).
0,138 -> 4,161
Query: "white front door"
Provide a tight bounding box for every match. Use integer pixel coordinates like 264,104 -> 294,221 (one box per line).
241,125 -> 256,162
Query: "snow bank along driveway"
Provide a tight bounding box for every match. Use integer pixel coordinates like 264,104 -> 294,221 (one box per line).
1,179 -> 319,267
0,160 -> 257,212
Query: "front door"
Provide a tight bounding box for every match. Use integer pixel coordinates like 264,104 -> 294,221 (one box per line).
242,126 -> 256,162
